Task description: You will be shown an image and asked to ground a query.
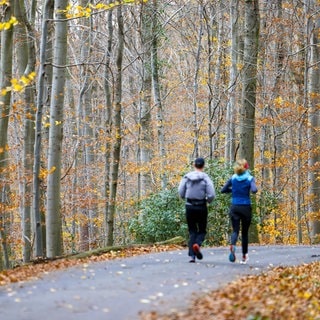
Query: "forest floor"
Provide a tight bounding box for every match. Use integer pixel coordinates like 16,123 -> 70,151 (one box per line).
0,243 -> 320,320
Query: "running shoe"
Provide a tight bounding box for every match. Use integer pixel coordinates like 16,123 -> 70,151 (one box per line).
229,245 -> 236,262
189,257 -> 196,263
240,254 -> 249,264
192,243 -> 203,260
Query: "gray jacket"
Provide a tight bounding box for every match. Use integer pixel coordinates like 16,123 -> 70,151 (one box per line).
178,171 -> 215,203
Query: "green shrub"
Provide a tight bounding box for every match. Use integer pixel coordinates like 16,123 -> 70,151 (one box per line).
129,159 -> 233,246
128,188 -> 187,243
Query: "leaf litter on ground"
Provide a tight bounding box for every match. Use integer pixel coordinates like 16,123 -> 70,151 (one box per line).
0,244 -> 319,320
140,260 -> 320,320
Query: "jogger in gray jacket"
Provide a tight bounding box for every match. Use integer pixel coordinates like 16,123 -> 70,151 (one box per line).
178,158 -> 215,262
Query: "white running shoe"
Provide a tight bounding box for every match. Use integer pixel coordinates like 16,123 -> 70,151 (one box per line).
240,254 -> 249,264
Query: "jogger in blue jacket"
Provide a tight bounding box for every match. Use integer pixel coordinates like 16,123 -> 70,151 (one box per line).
221,159 -> 258,264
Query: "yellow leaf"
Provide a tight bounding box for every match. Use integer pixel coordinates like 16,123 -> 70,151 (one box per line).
28,72 -> 36,80
11,79 -> 18,86
10,16 -> 18,26
274,96 -> 283,105
4,22 -> 11,30
12,83 -> 23,92
95,3 -> 105,9
20,76 -> 29,85
48,166 -> 56,174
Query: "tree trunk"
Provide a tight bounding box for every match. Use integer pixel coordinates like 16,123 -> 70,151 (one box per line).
0,204 -> 10,269
239,0 -> 260,244
139,2 -> 154,196
191,4 -> 204,159
46,0 -> 68,258
259,0 -> 286,242
211,1 -> 224,158
0,0 -> 14,269
151,0 -> 167,189
307,0 -> 320,244
239,0 -> 259,165
33,0 -> 54,258
15,0 -> 37,262
78,0 -> 97,251
226,0 -> 239,163
104,3 -> 113,246
107,5 -> 124,246
258,0 -> 272,224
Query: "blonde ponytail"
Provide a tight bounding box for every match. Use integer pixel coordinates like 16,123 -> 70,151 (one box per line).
234,159 -> 249,175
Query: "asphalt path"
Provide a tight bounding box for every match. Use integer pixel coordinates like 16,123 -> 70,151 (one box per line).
0,245 -> 319,320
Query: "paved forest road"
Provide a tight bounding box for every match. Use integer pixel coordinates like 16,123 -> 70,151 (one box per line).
0,245 -> 319,320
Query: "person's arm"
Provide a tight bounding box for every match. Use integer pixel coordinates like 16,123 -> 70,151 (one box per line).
178,177 -> 187,199
206,178 -> 216,203
250,177 -> 258,193
221,179 -> 232,193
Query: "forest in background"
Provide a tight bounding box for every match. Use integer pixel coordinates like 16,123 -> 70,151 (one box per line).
1,0 -> 320,270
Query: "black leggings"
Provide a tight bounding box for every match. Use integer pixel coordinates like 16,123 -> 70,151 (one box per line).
229,205 -> 252,256
186,204 -> 208,257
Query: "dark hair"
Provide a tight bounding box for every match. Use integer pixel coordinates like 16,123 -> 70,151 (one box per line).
194,157 -> 205,169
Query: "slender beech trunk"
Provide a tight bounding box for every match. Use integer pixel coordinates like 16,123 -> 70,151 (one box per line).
239,0 -> 259,165
258,0 -> 271,216
151,0 -> 167,189
46,0 -> 68,258
33,0 -> 54,257
260,0 -> 285,242
205,5 -> 214,160
15,0 -> 37,262
139,1 -> 154,195
191,3 -> 204,158
239,0 -> 260,244
211,1 -> 224,157
0,1 -> 14,269
78,0 -> 96,251
226,0 -> 239,163
271,0 -> 285,242
107,5 -> 124,246
307,0 -> 320,243
104,3 -> 113,246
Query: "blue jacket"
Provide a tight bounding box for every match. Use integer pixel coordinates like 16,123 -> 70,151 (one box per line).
221,171 -> 257,205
